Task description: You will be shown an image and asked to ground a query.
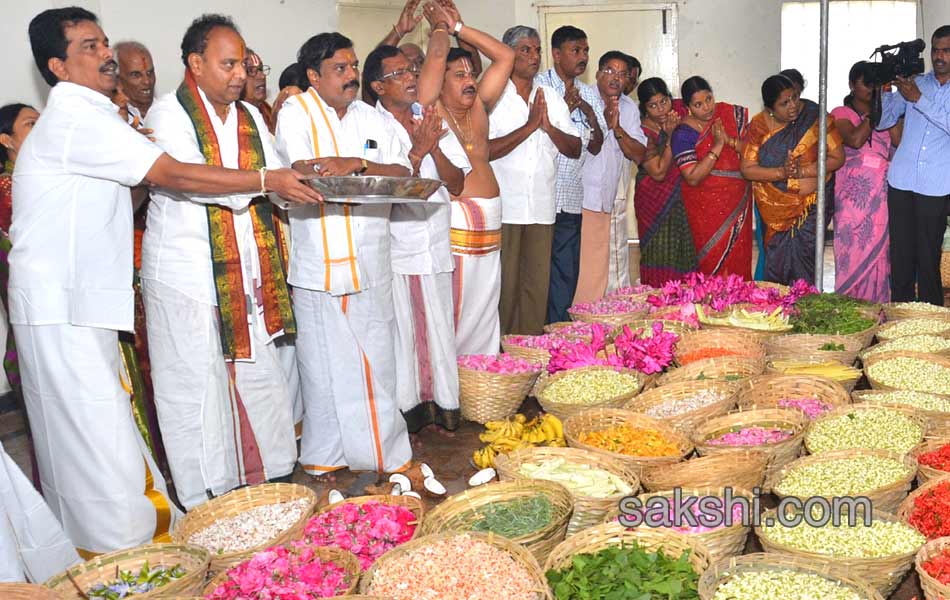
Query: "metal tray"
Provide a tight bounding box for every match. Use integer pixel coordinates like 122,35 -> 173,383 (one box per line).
303,175 -> 444,204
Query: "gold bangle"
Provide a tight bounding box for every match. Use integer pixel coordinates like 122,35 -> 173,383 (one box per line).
431,24 -> 449,35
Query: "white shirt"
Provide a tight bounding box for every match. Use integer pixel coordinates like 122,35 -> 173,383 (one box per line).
616,95 -> 639,201
9,82 -> 163,331
376,102 -> 471,275
582,92 -> 647,213
275,91 -> 410,293
489,81 -> 579,225
142,88 -> 282,308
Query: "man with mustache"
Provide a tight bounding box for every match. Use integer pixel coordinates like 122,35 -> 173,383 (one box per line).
115,40 -> 156,122
534,25 -> 606,322
608,52 -> 642,292
574,51 -> 646,303
142,14 -> 304,509
416,0 -> 514,356
276,32 -> 414,478
14,7 -> 321,554
364,44 -> 469,431
877,25 -> 950,306
489,25 -> 580,336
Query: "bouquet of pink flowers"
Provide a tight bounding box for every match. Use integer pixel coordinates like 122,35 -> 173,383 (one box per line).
546,322 -> 678,376
457,354 -> 541,375
205,542 -> 351,599
304,501 -> 416,570
646,273 -> 816,315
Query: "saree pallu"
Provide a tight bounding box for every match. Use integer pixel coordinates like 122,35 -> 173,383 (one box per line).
745,100 -> 842,285
635,126 -> 697,286
672,103 -> 752,278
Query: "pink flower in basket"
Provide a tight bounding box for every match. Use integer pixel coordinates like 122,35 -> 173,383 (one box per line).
304,501 -> 416,570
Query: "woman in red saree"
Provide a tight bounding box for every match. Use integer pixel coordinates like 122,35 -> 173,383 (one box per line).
670,77 -> 752,278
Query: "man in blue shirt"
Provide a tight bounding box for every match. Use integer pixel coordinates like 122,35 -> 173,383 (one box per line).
878,25 -> 950,305
535,25 -> 606,322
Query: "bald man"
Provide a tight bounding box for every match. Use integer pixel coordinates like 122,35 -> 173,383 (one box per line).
115,40 -> 156,121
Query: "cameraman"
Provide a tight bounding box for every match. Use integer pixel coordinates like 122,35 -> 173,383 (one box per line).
878,25 -> 950,305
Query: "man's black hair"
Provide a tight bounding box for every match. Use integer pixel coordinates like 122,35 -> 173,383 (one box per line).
598,50 -> 629,71
297,32 -> 354,86
28,6 -> 99,86
180,14 -> 239,68
362,45 -> 402,104
551,25 -> 586,51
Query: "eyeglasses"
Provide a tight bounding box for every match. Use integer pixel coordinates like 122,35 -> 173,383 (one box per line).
245,64 -> 271,77
379,66 -> 420,81
600,66 -> 629,79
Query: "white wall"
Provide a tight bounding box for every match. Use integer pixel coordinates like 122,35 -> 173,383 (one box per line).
1,0 -> 336,108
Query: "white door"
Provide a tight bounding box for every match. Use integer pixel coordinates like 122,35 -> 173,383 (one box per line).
337,1 -> 431,67
539,2 -> 678,243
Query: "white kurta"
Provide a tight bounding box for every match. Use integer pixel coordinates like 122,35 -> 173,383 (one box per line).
377,102 -> 470,425
0,440 -> 79,582
142,89 -> 297,509
9,82 -> 178,554
607,95 -> 639,291
276,90 -> 412,474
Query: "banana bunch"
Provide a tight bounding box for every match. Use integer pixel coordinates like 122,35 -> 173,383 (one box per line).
472,413 -> 565,468
769,359 -> 861,382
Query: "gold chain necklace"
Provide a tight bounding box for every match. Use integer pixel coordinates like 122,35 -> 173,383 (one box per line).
446,108 -> 474,151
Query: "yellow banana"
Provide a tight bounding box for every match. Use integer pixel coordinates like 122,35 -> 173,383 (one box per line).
543,414 -> 564,439
514,414 -> 527,424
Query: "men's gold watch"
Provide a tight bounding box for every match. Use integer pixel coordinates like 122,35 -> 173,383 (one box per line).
356,158 -> 369,175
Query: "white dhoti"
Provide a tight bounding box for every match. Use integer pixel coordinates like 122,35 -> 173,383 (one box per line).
392,272 -> 459,431
607,182 -> 632,292
13,323 -> 180,555
142,279 -> 296,510
276,336 -> 304,439
294,282 -> 412,475
0,439 -> 79,582
451,197 -> 502,356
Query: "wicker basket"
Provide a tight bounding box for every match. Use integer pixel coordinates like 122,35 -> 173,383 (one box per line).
203,543 -> 360,596
543,522 -> 709,581
852,389 -> 950,437
877,317 -> 950,341
734,374 -> 851,417
622,379 -> 739,435
171,482 -> 317,574
916,536 -> 950,600
697,304 -> 792,342
501,336 -> 552,368
458,364 -> 541,424
690,408 -> 807,493
640,450 -> 768,492
45,544 -> 210,599
884,302 -> 950,322
417,479 -> 572,564
568,305 -> 650,328
2,584 -> 60,600
656,356 -> 766,388
765,333 -> 863,365
803,403 -> 928,455
615,318 -> 697,340
864,350 -> 950,396
564,408 -> 694,477
315,494 -> 425,541
535,366 -> 644,421
359,531 -> 551,599
764,359 -> 861,392
493,446 -> 640,536
608,486 -> 753,566
698,552 -> 884,600
755,506 -> 922,597
897,473 -> 950,537
910,437 -> 950,486
674,329 -> 766,366
775,448 -> 916,514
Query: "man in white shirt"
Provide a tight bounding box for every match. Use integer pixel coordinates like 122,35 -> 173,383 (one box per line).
13,7 -> 321,554
143,15 -> 300,509
489,26 -> 580,336
364,45 -> 470,431
608,54 -> 641,292
276,32 -> 414,477
574,51 -> 646,304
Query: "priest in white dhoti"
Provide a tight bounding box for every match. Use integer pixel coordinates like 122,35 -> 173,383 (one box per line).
143,15 -> 300,509
364,44 -> 470,431
0,440 -> 79,582
276,32 -> 413,475
12,8 -> 321,554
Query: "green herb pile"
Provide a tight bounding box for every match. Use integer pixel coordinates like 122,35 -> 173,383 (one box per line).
463,494 -> 553,538
546,543 -> 700,599
791,293 -> 875,335
819,342 -> 846,351
88,562 -> 186,599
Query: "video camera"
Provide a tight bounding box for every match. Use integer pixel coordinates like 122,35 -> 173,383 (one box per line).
866,39 -> 926,85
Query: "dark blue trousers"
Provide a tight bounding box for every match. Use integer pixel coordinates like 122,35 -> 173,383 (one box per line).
547,211 -> 582,323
